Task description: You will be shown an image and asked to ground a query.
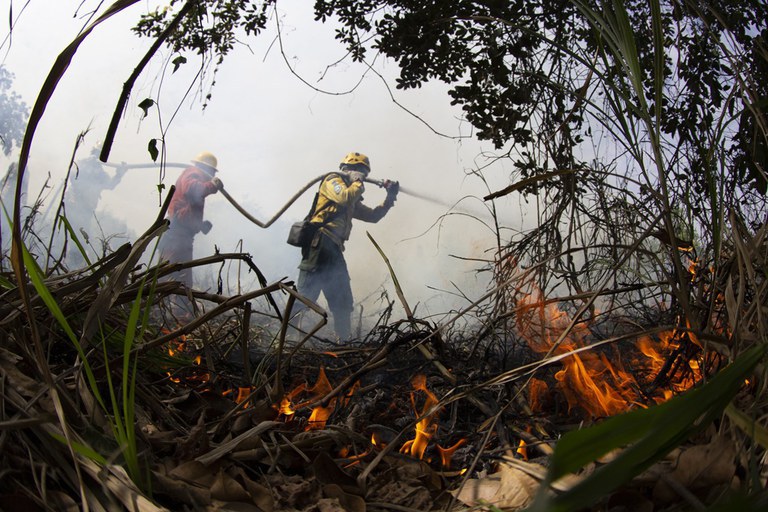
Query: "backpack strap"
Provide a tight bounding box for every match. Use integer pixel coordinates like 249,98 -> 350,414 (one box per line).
306,174 -> 345,224
305,191 -> 321,221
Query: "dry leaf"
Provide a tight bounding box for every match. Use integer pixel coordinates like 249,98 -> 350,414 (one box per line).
653,436 -> 738,502
208,500 -> 264,511
170,460 -> 217,487
452,462 -> 538,510
312,452 -> 362,495
153,472 -> 212,507
230,466 -> 274,512
323,483 -> 366,512
211,469 -> 252,502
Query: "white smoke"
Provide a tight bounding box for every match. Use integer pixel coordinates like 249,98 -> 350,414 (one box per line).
2,1 -> 522,330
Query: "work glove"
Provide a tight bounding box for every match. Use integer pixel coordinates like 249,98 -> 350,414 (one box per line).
201,220 -> 213,235
115,163 -> 129,179
211,176 -> 224,191
383,179 -> 399,205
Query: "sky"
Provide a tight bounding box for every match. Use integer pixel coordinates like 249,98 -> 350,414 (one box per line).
0,1 -> 528,327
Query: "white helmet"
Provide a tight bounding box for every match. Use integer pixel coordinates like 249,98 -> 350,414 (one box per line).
191,151 -> 218,173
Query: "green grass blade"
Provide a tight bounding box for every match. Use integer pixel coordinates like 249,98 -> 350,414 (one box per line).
21,239 -> 105,410
650,0 -> 664,138
58,214 -> 92,267
725,403 -> 768,450
527,343 -> 766,512
49,432 -> 108,465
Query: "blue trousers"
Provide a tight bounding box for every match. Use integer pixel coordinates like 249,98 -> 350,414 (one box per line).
297,234 -> 353,339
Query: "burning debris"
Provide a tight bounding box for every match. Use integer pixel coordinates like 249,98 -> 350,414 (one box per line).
0,195 -> 765,511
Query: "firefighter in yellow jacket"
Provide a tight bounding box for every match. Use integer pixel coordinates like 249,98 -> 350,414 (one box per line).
298,152 -> 399,340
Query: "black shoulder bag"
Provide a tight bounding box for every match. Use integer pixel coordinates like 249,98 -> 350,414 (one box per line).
286,191 -> 322,248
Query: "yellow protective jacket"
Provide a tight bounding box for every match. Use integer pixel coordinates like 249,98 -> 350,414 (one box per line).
309,172 -> 393,247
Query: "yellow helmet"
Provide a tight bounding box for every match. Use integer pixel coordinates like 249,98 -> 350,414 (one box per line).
192,151 -> 218,173
340,152 -> 370,172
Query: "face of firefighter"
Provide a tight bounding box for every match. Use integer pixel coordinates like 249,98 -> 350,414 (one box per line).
347,170 -> 367,184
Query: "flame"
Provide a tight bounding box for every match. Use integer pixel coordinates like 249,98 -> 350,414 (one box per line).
516,439 -> 528,461
223,386 -> 254,407
528,377 -> 550,413
518,287 -> 704,419
437,438 -> 467,468
235,387 -> 252,403
400,374 -> 440,461
276,367 -> 359,431
518,293 -> 637,418
306,405 -> 332,431
637,329 -> 704,400
279,396 -> 296,417
302,367 -> 334,430
307,366 -> 333,397
161,330 -> 211,386
161,328 -> 187,357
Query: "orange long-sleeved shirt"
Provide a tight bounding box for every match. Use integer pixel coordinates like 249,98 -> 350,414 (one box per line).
167,165 -> 219,232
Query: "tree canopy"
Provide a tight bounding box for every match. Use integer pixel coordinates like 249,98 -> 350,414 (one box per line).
133,0 -> 767,313
0,66 -> 29,156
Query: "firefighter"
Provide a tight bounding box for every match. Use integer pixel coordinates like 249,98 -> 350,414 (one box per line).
65,146 -> 128,268
158,151 -> 223,296
297,152 -> 399,340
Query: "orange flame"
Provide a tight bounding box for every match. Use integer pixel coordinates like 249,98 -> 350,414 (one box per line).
279,397 -> 296,417
400,374 -> 440,460
306,405 -> 332,431
516,439 -> 528,461
518,293 -> 636,418
528,377 -> 550,413
276,367 -> 359,431
518,288 -> 703,419
162,330 -> 211,386
228,386 -> 253,407
437,438 -> 467,468
161,328 -> 187,357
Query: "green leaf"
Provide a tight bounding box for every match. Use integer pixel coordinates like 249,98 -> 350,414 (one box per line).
137,98 -> 155,117
725,403 -> 768,449
50,433 -> 107,464
21,239 -> 105,411
147,138 -> 159,162
0,274 -> 14,289
58,214 -> 92,267
171,55 -> 187,72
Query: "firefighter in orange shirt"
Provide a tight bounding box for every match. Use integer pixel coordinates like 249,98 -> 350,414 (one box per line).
297,152 -> 399,340
159,151 -> 223,291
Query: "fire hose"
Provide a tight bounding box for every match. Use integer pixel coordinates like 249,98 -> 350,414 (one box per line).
102,161 -> 453,228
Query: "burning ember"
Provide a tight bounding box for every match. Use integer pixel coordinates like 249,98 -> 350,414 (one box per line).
276,369 -> 466,469
222,386 -> 256,407
516,439 -> 528,461
276,367 -> 359,431
161,330 -> 211,386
